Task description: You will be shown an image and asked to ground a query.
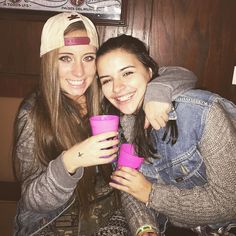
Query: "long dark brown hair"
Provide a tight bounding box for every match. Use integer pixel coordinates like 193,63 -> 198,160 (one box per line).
96,34 -> 178,160
12,22 -> 112,207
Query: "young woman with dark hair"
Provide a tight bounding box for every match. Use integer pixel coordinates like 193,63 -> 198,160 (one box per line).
96,34 -> 236,236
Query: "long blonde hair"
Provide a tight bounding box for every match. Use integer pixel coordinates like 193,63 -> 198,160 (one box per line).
13,21 -> 110,206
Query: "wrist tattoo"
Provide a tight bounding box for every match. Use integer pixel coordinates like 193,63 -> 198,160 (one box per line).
78,152 -> 84,158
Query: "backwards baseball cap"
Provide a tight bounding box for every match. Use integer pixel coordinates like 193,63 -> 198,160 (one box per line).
40,12 -> 99,57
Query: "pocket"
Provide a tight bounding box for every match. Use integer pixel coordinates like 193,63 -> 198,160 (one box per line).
158,147 -> 207,189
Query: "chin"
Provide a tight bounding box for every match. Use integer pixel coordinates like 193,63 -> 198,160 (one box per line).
119,108 -> 136,115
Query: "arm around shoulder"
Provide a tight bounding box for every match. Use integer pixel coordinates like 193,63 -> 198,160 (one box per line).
144,66 -> 197,105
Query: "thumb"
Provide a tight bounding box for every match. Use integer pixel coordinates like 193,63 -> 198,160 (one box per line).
144,117 -> 150,129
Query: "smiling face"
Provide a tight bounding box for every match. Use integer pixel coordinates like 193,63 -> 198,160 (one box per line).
97,49 -> 152,114
58,30 -> 96,100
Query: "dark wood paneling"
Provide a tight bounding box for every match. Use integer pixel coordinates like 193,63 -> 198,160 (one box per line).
0,0 -> 236,103
0,181 -> 20,201
0,74 -> 38,98
0,9 -> 43,97
150,0 -> 236,103
96,0 -> 153,45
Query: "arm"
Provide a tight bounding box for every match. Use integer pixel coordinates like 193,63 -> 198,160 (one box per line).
121,191 -> 159,236
144,66 -> 197,105
16,99 -> 119,212
143,66 -> 197,129
146,102 -> 236,227
16,102 -> 83,212
16,97 -> 119,212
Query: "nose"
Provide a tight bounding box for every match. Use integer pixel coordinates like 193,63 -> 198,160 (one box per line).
72,60 -> 84,77
113,78 -> 124,93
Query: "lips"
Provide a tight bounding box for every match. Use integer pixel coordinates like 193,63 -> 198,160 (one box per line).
67,79 -> 85,87
115,92 -> 135,102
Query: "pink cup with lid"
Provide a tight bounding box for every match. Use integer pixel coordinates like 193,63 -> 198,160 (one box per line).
89,115 -> 119,135
117,144 -> 144,170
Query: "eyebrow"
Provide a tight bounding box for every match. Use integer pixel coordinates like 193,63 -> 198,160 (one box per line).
58,52 -> 96,56
99,65 -> 135,80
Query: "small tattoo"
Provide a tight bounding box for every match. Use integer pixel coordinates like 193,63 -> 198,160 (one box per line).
78,152 -> 84,158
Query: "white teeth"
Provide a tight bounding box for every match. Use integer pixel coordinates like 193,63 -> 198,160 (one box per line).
116,93 -> 134,102
67,79 -> 84,86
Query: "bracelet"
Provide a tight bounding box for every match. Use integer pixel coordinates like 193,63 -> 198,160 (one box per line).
145,183 -> 154,208
136,224 -> 156,236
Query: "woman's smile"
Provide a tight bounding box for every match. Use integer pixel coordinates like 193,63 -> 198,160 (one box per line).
66,79 -> 85,87
115,92 -> 135,102
97,49 -> 152,114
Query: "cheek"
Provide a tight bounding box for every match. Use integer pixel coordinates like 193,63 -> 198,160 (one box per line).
84,62 -> 96,76
58,63 -> 69,78
138,72 -> 150,88
101,86 -> 110,98
102,85 -> 115,103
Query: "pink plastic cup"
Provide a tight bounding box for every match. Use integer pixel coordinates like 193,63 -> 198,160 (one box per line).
89,115 -> 119,159
117,144 -> 144,170
119,143 -> 135,155
89,115 -> 119,135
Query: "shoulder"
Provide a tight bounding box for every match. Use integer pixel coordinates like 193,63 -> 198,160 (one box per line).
175,89 -> 219,106
17,93 -> 37,119
158,66 -> 196,76
16,93 -> 37,134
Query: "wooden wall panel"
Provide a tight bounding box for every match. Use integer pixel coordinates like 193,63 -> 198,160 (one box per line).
0,11 -> 43,97
96,0 -> 153,46
0,0 -> 236,103
150,0 -> 236,103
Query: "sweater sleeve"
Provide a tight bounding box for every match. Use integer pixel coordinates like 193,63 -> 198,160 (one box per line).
121,192 -> 159,235
144,66 -> 197,106
16,101 -> 83,212
146,102 -> 236,228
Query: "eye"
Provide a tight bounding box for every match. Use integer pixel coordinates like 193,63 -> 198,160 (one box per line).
83,55 -> 96,62
123,71 -> 134,77
100,78 -> 112,86
59,55 -> 72,63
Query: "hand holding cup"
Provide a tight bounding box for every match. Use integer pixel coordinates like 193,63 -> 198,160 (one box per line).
89,115 -> 120,159
117,143 -> 144,170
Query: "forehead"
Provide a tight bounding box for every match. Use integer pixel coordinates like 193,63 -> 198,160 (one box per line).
99,49 -> 139,63
97,49 -> 143,71
58,44 -> 96,55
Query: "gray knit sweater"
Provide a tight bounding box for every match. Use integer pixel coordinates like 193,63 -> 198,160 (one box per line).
121,97 -> 236,235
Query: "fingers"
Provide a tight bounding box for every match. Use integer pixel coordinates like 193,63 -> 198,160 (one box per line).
93,131 -> 118,141
98,153 -> 117,164
154,116 -> 166,128
144,101 -> 171,130
144,117 -> 150,129
110,168 -> 131,187
100,146 -> 119,157
162,112 -> 169,122
109,179 -> 130,193
146,115 -> 168,130
98,137 -> 119,150
110,174 -> 130,186
110,167 -> 138,184
116,166 -> 138,176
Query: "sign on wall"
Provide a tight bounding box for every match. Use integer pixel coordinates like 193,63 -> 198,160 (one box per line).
0,0 -> 127,25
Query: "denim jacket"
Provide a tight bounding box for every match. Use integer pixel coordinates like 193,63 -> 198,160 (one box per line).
121,89 -> 236,235
142,89 -> 236,186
